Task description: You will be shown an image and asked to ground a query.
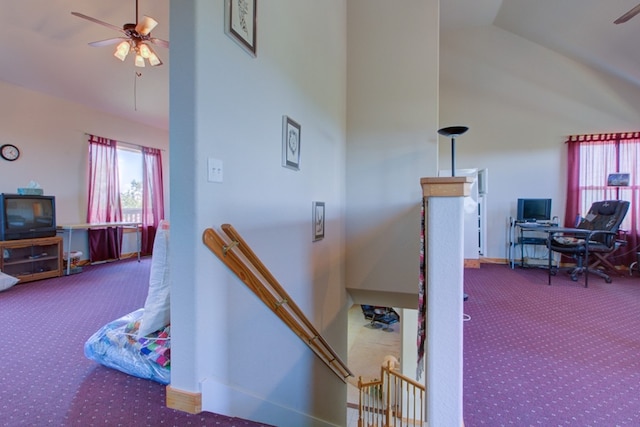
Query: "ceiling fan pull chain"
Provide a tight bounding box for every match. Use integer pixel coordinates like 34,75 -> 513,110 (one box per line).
134,71 -> 142,111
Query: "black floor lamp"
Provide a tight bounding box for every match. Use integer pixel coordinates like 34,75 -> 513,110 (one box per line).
437,126 -> 470,303
437,126 -> 469,177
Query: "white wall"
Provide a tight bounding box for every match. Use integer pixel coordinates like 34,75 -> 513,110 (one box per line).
0,81 -> 169,257
440,25 -> 640,261
345,0 -> 439,307
170,1 -> 348,425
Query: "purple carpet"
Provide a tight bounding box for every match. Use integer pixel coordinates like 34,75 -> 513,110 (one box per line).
463,264 -> 640,426
0,258 -> 272,427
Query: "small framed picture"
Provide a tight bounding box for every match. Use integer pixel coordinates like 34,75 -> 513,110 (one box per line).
282,116 -> 301,171
313,201 -> 325,241
607,173 -> 630,186
224,0 -> 257,57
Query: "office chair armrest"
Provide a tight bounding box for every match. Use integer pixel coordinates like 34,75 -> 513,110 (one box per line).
585,230 -> 618,247
547,227 -> 589,235
547,227 -> 591,240
585,230 -> 617,238
548,228 -> 617,247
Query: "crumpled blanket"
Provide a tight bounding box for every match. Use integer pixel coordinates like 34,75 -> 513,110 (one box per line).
84,308 -> 171,384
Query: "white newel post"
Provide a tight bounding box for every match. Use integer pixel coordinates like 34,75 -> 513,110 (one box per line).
421,177 -> 471,427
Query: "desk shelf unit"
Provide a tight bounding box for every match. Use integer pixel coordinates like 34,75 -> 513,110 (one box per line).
0,236 -> 63,283
508,217 -> 558,269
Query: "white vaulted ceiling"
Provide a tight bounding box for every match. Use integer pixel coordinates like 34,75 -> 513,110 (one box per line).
0,0 -> 169,130
3,0 -> 640,131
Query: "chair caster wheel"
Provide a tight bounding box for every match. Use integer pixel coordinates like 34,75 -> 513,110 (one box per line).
605,278 -> 612,284
550,271 -> 556,276
571,276 -> 578,282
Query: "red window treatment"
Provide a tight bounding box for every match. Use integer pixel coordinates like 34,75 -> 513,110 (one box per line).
87,135 -> 123,261
141,147 -> 165,254
565,132 -> 640,266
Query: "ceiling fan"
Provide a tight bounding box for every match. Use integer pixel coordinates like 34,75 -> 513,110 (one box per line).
71,0 -> 169,67
614,3 -> 640,24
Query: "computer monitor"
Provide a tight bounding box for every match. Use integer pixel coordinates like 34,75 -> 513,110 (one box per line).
517,198 -> 552,222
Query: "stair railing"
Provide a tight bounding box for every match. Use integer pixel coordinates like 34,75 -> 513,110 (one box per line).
358,362 -> 425,427
203,224 -> 353,382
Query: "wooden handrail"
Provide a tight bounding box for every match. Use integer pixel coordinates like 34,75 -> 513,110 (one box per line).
203,225 -> 353,382
358,362 -> 425,426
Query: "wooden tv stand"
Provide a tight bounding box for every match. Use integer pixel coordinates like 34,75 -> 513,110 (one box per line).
0,236 -> 63,283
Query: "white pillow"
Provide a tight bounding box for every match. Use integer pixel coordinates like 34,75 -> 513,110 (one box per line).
137,220 -> 171,337
0,271 -> 19,292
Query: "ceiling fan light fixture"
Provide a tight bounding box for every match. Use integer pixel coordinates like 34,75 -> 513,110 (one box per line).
138,43 -> 152,59
136,15 -> 158,36
113,40 -> 131,61
148,51 -> 162,67
134,54 -> 146,67
71,3 -> 168,68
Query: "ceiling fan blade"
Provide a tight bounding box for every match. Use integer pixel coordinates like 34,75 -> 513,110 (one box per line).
88,37 -> 128,47
150,38 -> 170,49
71,12 -> 125,34
135,15 -> 158,36
614,3 -> 640,24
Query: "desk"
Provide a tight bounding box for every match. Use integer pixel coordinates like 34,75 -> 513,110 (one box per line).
56,222 -> 141,275
508,219 -> 557,268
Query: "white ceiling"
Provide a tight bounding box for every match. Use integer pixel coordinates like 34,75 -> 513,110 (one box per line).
3,1 -> 640,132
492,0 -> 640,89
0,0 -> 169,130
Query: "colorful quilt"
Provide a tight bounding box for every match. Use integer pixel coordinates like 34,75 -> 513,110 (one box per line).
84,308 -> 171,384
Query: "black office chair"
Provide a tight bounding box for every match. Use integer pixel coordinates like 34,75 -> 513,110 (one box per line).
547,200 -> 630,287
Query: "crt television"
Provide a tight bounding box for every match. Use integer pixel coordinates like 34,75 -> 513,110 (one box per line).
517,198 -> 552,222
0,193 -> 56,240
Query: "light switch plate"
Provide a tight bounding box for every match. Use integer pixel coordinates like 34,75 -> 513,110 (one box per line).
208,158 -> 223,183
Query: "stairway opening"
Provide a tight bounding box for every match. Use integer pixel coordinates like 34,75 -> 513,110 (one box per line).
346,304 -> 401,408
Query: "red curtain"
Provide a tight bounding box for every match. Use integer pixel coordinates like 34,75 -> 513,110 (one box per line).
87,135 -> 123,261
565,133 -> 640,266
141,147 -> 165,254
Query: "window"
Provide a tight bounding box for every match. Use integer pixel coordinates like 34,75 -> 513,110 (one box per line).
87,134 -> 164,260
117,145 -> 143,223
566,133 -> 639,265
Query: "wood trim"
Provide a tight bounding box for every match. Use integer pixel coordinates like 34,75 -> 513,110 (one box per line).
166,386 -> 202,414
479,257 -> 506,265
420,177 -> 473,198
464,259 -> 480,268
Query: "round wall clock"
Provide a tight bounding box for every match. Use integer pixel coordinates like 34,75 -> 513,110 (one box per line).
1,144 -> 20,161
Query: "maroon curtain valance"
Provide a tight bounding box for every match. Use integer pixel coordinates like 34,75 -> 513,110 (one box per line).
88,135 -> 117,147
142,146 -> 161,155
566,132 -> 640,143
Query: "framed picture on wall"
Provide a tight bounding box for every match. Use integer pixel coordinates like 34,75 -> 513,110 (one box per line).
313,201 -> 325,241
282,116 -> 301,170
224,0 -> 257,57
607,173 -> 630,186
